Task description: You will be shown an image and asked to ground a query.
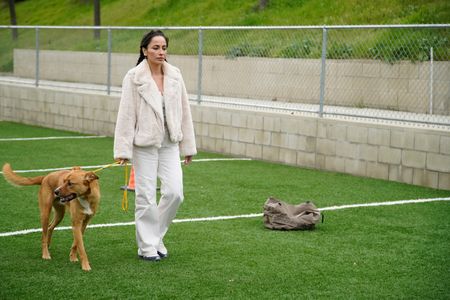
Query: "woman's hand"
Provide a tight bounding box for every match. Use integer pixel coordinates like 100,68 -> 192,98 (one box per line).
184,156 -> 193,165
116,158 -> 129,165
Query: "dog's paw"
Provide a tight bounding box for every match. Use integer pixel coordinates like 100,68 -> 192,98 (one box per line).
69,254 -> 79,262
82,263 -> 91,271
42,251 -> 51,260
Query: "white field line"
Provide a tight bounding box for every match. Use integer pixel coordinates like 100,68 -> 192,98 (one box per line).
0,197 -> 448,238
0,136 -> 107,142
0,158 -> 252,174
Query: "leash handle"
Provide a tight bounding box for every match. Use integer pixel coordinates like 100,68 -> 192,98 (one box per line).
121,162 -> 129,211
90,161 -> 129,212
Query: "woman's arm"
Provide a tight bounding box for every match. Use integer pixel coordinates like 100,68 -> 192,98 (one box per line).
114,72 -> 138,161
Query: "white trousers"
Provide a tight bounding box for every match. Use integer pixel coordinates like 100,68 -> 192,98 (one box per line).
132,132 -> 183,257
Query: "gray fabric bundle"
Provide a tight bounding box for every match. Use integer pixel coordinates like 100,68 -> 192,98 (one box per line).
263,197 -> 321,230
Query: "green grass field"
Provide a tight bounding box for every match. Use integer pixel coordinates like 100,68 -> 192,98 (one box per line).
0,121 -> 449,299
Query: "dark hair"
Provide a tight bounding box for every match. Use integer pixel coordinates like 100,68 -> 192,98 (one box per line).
136,30 -> 169,66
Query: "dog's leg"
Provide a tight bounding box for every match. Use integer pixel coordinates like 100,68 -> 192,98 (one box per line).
69,210 -> 80,263
81,215 -> 92,234
39,188 -> 53,260
68,220 -> 87,263
47,203 -> 65,247
69,211 -> 79,262
71,217 -> 91,271
69,241 -> 78,262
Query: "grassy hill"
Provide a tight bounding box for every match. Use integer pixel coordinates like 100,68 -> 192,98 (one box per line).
0,0 -> 448,73
1,0 -> 449,26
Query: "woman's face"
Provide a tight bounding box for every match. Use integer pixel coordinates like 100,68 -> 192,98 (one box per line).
143,35 -> 167,66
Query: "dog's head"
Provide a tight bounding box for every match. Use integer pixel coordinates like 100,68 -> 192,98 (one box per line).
54,167 -> 99,203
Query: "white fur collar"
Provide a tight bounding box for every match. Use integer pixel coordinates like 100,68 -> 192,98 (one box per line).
133,60 -> 180,86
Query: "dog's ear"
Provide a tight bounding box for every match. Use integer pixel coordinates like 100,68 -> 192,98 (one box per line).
72,166 -> 81,171
85,172 -> 99,182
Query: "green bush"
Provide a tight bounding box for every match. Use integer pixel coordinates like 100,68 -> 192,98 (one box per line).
328,42 -> 353,59
226,42 -> 271,59
279,39 -> 317,58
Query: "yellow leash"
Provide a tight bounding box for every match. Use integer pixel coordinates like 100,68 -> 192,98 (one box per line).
92,161 -> 120,173
92,161 -> 129,211
122,163 -> 129,211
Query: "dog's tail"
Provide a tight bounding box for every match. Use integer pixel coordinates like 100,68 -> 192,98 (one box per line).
2,163 -> 45,187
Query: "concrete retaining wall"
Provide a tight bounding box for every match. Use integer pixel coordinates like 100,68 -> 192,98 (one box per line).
1,82 -> 449,190
14,49 -> 450,115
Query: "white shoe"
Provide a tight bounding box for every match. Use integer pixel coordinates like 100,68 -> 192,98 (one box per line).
138,248 -> 160,261
138,254 -> 161,262
157,242 -> 168,258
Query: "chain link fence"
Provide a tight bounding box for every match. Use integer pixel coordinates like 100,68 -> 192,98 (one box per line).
0,25 -> 449,127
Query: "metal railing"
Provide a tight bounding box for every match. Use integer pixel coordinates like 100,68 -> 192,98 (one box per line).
0,24 -> 449,127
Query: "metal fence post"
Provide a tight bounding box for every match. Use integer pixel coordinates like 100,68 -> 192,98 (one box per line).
197,28 -> 203,104
107,28 -> 112,95
318,27 -> 328,117
429,47 -> 433,115
35,27 -> 40,87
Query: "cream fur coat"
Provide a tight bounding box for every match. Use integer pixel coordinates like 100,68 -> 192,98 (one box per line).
114,60 -> 197,160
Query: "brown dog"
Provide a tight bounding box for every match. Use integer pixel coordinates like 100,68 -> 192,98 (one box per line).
2,163 -> 100,271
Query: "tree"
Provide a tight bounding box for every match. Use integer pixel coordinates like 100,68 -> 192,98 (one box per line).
7,0 -> 18,40
93,0 -> 100,39
254,0 -> 269,11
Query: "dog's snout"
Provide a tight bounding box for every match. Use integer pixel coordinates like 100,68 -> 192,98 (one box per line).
54,188 -> 60,196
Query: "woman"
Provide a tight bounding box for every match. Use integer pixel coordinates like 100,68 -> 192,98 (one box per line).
114,30 -> 197,261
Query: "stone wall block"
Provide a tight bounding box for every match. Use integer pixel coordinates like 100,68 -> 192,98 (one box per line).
216,111 -> 232,126
438,173 -> 450,190
345,159 -> 367,177
238,128 -> 254,143
414,133 -> 440,153
378,146 -> 401,164
230,141 -> 246,156
316,122 -> 327,139
216,139 -> 231,154
325,156 -> 345,173
391,129 -> 415,149
209,124 -> 224,139
368,128 -> 390,146
247,114 -> 263,129
297,152 -> 316,168
347,126 -> 368,143
263,116 -> 281,132
367,162 -> 389,180
202,109 -> 217,124
200,123 -> 209,137
281,118 -> 299,134
317,138 -> 336,155
336,141 -> 359,159
201,136 -> 216,152
402,150 -> 426,169
413,169 -> 438,189
231,113 -> 247,127
427,153 -> 450,172
279,148 -> 297,165
246,143 -> 262,159
327,123 -> 347,141
440,136 -> 450,155
297,118 -> 317,137
262,146 -> 280,162
359,144 -> 378,162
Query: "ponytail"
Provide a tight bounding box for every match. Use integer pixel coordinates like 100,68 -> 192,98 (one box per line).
136,53 -> 146,66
